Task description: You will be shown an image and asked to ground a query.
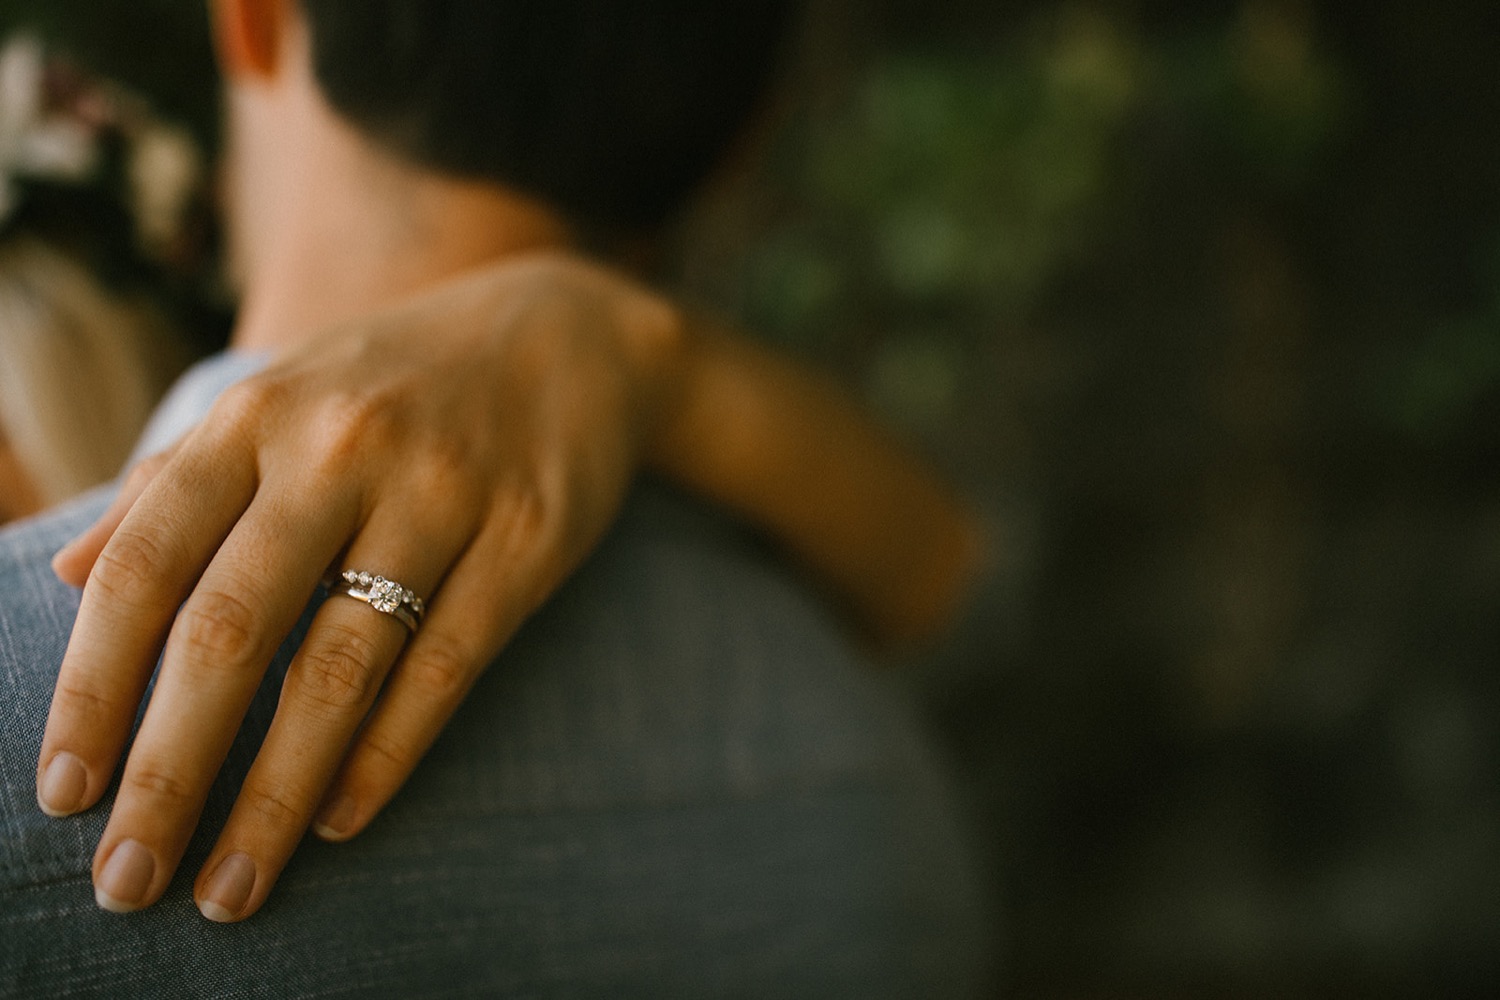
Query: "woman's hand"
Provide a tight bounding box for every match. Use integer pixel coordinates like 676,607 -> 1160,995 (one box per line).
37,253 -> 684,922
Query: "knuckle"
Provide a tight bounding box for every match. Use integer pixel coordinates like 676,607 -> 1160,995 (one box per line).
176,586 -> 265,664
242,782 -> 308,829
494,480 -> 555,553
411,457 -> 486,527
124,453 -> 167,491
53,678 -> 115,719
414,444 -> 474,499
405,633 -> 475,703
357,727 -> 417,775
211,377 -> 286,434
489,480 -> 572,607
125,762 -> 196,805
291,624 -> 383,711
90,529 -> 175,606
311,392 -> 395,471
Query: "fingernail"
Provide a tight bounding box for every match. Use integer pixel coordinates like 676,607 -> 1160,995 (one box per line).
198,852 -> 257,923
37,752 -> 88,817
96,840 -> 155,913
312,794 -> 356,840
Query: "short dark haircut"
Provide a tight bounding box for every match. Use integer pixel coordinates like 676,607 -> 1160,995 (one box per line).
300,0 -> 796,234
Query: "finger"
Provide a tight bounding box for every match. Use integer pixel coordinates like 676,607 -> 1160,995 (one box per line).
312,500 -> 562,843
90,483 -> 355,913
37,441 -> 255,821
192,504 -> 470,922
52,449 -> 176,588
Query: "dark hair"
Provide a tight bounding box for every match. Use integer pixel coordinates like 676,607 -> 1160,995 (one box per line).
300,0 -> 796,234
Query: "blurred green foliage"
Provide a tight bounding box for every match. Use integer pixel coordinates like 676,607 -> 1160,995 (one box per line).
687,8 -> 1500,988
1382,280 -> 1500,442
725,2 -> 1348,436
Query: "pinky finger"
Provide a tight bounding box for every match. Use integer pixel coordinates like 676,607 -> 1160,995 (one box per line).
311,548 -> 551,841
52,448 -> 177,587
310,618 -> 503,843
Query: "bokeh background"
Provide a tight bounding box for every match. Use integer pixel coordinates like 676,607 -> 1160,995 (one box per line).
6,0 -> 1500,995
677,1 -> 1500,994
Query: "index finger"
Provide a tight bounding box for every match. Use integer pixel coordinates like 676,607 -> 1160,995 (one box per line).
36,437 -> 256,820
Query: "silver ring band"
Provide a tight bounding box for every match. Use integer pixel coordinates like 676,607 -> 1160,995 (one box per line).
327,571 -> 426,634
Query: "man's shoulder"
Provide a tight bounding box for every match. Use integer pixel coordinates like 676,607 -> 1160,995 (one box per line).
0,488 -> 116,893
479,480 -> 915,806
0,484 -> 982,996
553,481 -> 865,683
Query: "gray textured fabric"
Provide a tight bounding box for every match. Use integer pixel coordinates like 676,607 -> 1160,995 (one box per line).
0,355 -> 989,998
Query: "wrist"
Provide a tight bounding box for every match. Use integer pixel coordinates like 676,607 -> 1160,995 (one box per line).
630,298 -> 701,462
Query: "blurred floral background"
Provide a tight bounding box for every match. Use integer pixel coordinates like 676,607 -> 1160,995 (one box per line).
5,0 -> 1499,995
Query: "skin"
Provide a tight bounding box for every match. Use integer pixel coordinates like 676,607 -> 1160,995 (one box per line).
35,0 -> 984,924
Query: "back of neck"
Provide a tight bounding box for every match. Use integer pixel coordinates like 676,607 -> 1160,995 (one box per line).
224,83 -> 571,355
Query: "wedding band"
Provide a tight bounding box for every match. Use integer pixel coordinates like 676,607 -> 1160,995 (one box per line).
327,570 -> 426,634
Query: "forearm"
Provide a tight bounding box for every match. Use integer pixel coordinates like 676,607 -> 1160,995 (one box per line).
647,319 -> 987,648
